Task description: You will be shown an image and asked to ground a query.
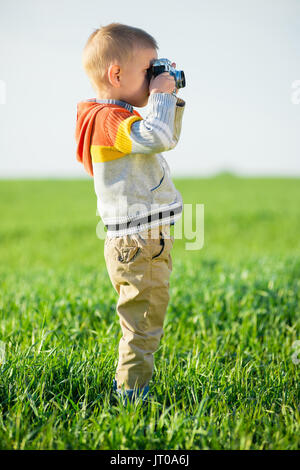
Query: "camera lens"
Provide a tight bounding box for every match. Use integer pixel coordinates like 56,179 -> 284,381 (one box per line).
178,71 -> 186,88
174,70 -> 186,89
181,71 -> 186,88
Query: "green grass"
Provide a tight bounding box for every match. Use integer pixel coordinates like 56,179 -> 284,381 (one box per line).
0,175 -> 299,449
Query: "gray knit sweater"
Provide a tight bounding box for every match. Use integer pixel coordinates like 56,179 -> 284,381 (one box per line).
76,92 -> 185,237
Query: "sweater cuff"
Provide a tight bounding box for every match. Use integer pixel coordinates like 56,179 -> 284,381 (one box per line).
176,97 -> 185,107
147,92 -> 177,124
148,92 -> 177,107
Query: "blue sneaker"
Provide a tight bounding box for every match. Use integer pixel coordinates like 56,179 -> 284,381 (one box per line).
112,379 -> 150,405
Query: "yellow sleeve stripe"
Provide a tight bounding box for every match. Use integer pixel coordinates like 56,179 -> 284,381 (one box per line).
114,115 -> 143,154
90,145 -> 127,163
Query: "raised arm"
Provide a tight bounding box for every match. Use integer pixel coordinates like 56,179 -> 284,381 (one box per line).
105,92 -> 186,155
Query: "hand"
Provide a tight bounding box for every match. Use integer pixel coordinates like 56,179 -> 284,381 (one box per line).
171,62 -> 178,95
149,61 -> 178,95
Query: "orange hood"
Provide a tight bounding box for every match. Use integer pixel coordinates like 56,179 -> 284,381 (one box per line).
75,101 -> 108,177
75,100 -> 142,177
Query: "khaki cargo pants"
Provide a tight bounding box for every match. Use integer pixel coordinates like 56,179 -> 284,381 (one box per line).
104,223 -> 174,393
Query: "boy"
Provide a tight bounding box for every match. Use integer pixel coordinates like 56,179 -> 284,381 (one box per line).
75,23 -> 185,404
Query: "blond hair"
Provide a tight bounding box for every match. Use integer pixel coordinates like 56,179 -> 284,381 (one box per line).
82,23 -> 158,91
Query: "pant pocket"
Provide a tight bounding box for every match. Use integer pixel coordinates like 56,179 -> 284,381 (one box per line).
116,245 -> 141,263
151,231 -> 165,259
152,230 -> 175,260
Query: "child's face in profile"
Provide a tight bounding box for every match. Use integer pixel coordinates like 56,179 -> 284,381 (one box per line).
120,46 -> 158,107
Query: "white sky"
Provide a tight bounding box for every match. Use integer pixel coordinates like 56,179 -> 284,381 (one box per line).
0,0 -> 299,178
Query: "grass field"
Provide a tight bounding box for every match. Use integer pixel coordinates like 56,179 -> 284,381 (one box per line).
0,175 -> 299,450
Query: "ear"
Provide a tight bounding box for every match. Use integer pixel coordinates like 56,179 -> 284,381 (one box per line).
107,64 -> 121,88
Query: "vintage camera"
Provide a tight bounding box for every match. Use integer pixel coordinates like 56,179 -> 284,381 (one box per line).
147,58 -> 186,89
